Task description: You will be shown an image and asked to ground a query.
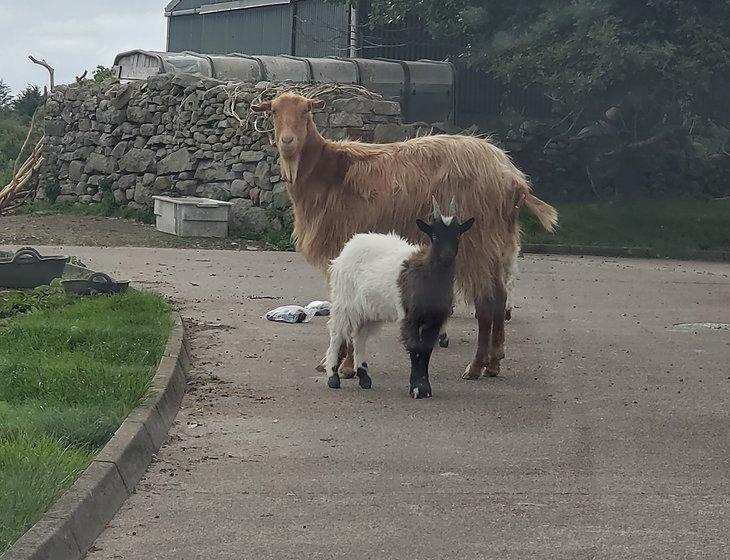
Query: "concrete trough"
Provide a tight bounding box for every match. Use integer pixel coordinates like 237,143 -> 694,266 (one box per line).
152,196 -> 233,238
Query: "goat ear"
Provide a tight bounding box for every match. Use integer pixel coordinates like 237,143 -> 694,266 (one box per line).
250,101 -> 272,112
309,98 -> 325,110
459,217 -> 475,234
416,219 -> 432,236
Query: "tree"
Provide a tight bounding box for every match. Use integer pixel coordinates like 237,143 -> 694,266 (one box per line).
11,85 -> 42,118
92,65 -> 114,83
350,0 -> 730,133
0,80 -> 12,110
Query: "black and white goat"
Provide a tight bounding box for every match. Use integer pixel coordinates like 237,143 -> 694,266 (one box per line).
324,196 -> 475,398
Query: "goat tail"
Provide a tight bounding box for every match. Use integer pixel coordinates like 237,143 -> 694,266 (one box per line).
522,192 -> 558,233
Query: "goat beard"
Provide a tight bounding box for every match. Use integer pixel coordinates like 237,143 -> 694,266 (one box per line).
279,153 -> 300,184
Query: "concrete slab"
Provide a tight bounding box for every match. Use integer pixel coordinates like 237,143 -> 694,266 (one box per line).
1,515 -> 80,560
46,461 -> 129,553
126,403 -> 170,452
21,247 -> 730,559
94,420 -> 155,493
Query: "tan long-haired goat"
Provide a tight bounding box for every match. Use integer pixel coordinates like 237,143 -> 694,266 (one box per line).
252,92 -> 557,379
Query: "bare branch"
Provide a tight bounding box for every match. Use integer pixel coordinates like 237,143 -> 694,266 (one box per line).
75,70 -> 88,83
28,55 -> 55,91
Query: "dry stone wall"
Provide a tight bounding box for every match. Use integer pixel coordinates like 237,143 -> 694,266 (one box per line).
39,74 -> 410,233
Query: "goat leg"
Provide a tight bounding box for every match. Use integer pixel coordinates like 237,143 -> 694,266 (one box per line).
315,341 -> 347,373
337,342 -> 356,379
409,350 -> 432,399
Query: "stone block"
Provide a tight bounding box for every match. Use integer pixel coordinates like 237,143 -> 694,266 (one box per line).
119,148 -> 156,173
231,179 -> 250,198
68,161 -> 85,182
229,198 -> 269,234
158,148 -> 195,174
272,182 -> 290,209
85,153 -> 115,174
240,150 -> 266,163
175,180 -> 199,196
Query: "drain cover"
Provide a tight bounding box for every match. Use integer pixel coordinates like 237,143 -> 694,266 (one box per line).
671,322 -> 730,332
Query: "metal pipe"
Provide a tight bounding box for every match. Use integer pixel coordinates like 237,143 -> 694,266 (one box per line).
348,4 -> 358,58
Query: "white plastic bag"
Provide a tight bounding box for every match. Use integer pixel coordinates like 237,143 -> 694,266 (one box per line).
305,300 -> 331,316
265,305 -> 317,324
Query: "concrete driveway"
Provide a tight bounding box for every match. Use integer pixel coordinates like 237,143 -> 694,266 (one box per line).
30,247 -> 730,559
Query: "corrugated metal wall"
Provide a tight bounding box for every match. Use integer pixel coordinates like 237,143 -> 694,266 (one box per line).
202,6 -> 292,54
168,1 -> 348,57
168,14 -> 203,52
168,2 -> 293,55
295,0 -> 349,57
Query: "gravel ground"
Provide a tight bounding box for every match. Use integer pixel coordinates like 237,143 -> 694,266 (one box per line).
0,213 -> 264,250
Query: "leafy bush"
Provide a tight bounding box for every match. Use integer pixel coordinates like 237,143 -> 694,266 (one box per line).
42,180 -> 60,203
0,112 -> 30,186
0,282 -> 68,321
0,80 -> 12,109
0,96 -> 44,187
357,1 -> 730,130
11,85 -> 42,119
346,1 -> 730,197
92,65 -> 114,83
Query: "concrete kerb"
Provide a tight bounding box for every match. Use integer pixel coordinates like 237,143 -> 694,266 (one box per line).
522,243 -> 730,262
1,310 -> 189,560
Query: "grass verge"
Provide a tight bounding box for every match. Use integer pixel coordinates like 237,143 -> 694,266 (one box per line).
17,195 -> 155,224
240,226 -> 296,251
522,197 -> 730,253
0,289 -> 171,553
15,196 -> 730,254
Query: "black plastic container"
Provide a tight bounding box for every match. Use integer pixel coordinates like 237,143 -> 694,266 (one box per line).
0,247 -> 69,289
61,272 -> 129,296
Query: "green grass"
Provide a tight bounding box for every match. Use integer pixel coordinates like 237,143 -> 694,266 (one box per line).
16,196 -> 730,254
0,283 -> 69,320
241,225 -> 296,251
0,290 -> 171,553
522,197 -> 730,253
0,436 -> 93,546
18,195 -> 156,224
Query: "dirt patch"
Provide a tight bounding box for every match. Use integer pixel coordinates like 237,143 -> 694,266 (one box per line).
0,213 -> 266,250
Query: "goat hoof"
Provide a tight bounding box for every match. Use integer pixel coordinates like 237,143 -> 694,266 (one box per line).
484,360 -> 501,377
438,334 -> 449,348
505,308 -> 512,322
410,381 -> 432,399
327,374 -> 341,389
356,367 -> 372,389
462,363 -> 483,380
338,364 -> 356,379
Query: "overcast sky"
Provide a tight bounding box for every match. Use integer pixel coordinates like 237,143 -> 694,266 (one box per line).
0,1 -> 167,95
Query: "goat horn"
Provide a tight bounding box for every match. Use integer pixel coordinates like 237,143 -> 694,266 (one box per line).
449,195 -> 457,216
431,196 -> 442,220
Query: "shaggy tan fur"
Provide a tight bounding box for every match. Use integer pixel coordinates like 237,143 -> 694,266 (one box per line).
252,92 -> 558,376
288,133 -> 556,303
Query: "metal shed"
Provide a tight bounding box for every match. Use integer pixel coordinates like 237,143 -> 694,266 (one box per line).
165,0 -> 351,58
162,1 -> 510,124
